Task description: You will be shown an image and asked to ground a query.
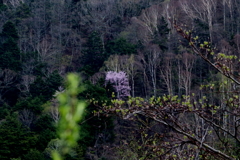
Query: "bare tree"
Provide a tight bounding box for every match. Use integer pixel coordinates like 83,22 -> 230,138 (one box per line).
18,109 -> 35,128
142,44 -> 161,97
179,52 -> 196,96
139,52 -> 151,98
19,75 -> 35,94
36,36 -> 54,63
49,98 -> 60,123
130,5 -> 162,45
0,69 -> 18,101
233,34 -> 240,57
225,0 -> 234,33
179,0 -> 217,42
174,21 -> 240,85
89,72 -> 106,85
123,54 -> 141,97
102,54 -> 122,72
3,0 -> 24,8
160,53 -> 175,95
221,0 -> 234,32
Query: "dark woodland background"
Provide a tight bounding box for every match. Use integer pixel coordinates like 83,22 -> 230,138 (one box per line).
0,0 -> 240,159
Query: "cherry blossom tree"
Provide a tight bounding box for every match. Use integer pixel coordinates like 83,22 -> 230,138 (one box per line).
105,71 -> 131,99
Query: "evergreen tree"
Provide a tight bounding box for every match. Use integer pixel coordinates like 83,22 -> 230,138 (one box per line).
30,71 -> 63,102
0,2 -> 6,11
106,38 -> 137,56
33,114 -> 56,151
0,114 -> 37,160
0,21 -> 21,71
0,38 -> 21,71
14,97 -> 43,115
1,21 -> 19,41
80,32 -> 106,76
23,149 -> 44,160
153,17 -> 170,51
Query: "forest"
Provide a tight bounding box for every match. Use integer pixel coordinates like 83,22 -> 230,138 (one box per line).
0,0 -> 240,159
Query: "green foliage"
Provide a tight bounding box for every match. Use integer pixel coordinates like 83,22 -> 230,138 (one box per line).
22,149 -> 44,160
32,115 -> 56,151
14,97 -> 43,115
0,103 -> 10,120
48,71 -> 64,90
0,114 -> 37,160
80,32 -> 106,76
33,63 -> 48,77
36,128 -> 56,151
29,77 -> 46,99
0,38 -> 21,71
30,71 -> 63,102
0,21 -> 21,71
79,81 -> 109,102
53,73 -> 86,160
106,38 -> 137,55
6,106 -> 57,151
45,138 -> 83,160
34,114 -> 56,132
44,139 -> 61,159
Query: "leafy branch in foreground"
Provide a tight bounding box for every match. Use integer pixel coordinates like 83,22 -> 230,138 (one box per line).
52,73 -> 86,160
173,20 -> 240,85
94,95 -> 239,159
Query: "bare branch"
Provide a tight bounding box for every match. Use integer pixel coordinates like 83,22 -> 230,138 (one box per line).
173,21 -> 240,85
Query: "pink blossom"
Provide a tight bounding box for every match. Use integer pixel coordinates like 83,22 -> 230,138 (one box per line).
105,71 -> 131,99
